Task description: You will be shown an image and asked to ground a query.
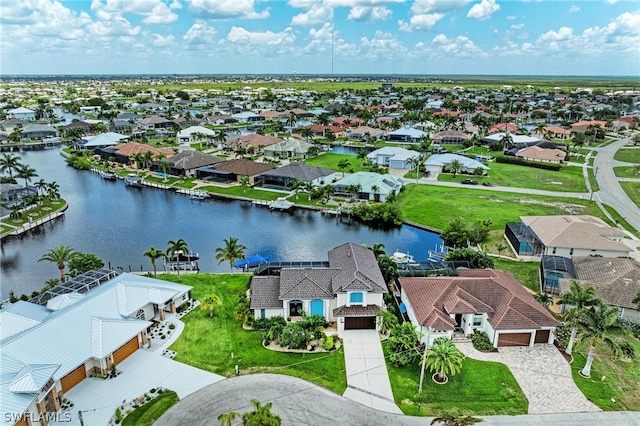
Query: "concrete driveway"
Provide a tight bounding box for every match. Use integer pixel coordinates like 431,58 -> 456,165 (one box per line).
456,343 -> 600,414
340,329 -> 402,414
52,350 -> 224,426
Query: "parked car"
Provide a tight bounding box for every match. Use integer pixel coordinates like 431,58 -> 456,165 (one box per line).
460,179 -> 478,185
482,182 -> 494,187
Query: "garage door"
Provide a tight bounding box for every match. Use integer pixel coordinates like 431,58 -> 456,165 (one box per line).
60,364 -> 86,392
344,316 -> 376,330
534,330 -> 550,344
497,332 -> 531,347
112,336 -> 139,364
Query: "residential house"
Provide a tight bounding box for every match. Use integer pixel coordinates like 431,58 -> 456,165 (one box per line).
432,130 -> 469,146
81,132 -> 129,150
196,158 -> 275,184
0,271 -> 192,424
347,126 -> 385,141
139,115 -> 174,130
254,162 -> 335,189
226,134 -> 283,152
20,124 -> 59,140
481,133 -> 542,147
488,123 -> 519,134
333,172 -> 403,202
7,107 -> 36,122
424,153 -> 489,175
96,142 -> 174,165
153,150 -> 224,177
302,125 -> 345,138
515,145 -> 567,164
571,120 -> 607,133
366,147 -> 421,169
0,183 -> 38,216
263,138 -> 315,159
400,269 -> 559,348
231,111 -> 263,123
176,126 -> 217,145
249,242 -> 388,331
173,115 -> 203,128
504,215 -> 630,258
1,119 -> 28,133
386,126 -> 427,144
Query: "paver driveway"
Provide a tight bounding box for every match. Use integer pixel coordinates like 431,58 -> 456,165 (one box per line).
456,343 -> 600,414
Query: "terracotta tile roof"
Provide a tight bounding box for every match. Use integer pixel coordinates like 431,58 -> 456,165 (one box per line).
114,142 -> 174,158
400,270 -> 559,331
516,146 -> 566,162
333,304 -> 381,317
227,133 -> 283,149
214,159 -> 275,176
250,276 -> 282,309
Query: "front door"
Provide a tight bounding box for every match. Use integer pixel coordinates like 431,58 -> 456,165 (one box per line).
310,299 -> 323,317
455,314 -> 462,330
289,300 -> 303,317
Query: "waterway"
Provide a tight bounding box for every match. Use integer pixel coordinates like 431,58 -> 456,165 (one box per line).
0,149 -> 441,298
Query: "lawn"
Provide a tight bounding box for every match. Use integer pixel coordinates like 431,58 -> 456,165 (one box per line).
304,153 -> 369,174
619,181 -> 640,208
614,148 -> 640,163
602,204 -> 639,238
570,335 -> 640,411
437,162 -> 587,192
122,391 -> 179,426
198,185 -> 283,201
164,274 -> 347,394
384,344 -> 528,416
613,166 -> 640,178
397,184 -> 602,231
0,198 -> 68,231
493,259 -> 541,292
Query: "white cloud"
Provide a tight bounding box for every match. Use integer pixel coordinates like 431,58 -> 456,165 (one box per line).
348,6 -> 392,22
539,26 -> 573,43
169,0 -> 182,9
398,0 -> 470,31
183,20 -> 217,45
291,5 -> 333,26
187,0 -> 269,19
304,22 -> 335,54
226,26 -> 296,46
430,33 -> 486,57
399,13 -> 444,31
467,0 -> 500,20
152,33 -> 175,46
510,23 -> 524,30
91,0 -> 179,24
359,30 -> 408,60
569,5 -> 580,13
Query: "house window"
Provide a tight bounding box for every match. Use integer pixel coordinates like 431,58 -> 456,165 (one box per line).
135,309 -> 145,320
473,315 -> 482,327
552,247 -> 556,254
350,292 -> 363,304
570,248 -> 574,255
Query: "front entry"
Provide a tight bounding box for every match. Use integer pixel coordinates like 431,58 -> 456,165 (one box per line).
289,300 -> 303,317
310,299 -> 324,316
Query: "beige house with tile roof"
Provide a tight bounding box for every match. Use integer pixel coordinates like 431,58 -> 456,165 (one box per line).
515,145 -> 567,164
400,269 -> 559,348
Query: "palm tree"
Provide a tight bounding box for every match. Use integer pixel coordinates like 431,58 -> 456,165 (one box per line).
407,156 -> 421,183
46,181 -> 60,200
143,246 -> 165,277
558,280 -> 598,356
577,300 -> 628,377
239,176 -> 250,194
38,245 -> 78,283
0,153 -> 22,179
337,159 -> 351,177
201,293 -> 222,317
142,150 -> 154,169
534,292 -> 553,308
16,164 -> 38,188
167,238 -> 189,280
377,254 -> 399,285
303,181 -> 314,201
500,133 -> 513,151
357,149 -> 368,165
289,178 -> 303,199
534,123 -> 547,139
371,242 -> 386,258
376,310 -> 398,336
445,159 -> 463,178
423,337 -> 465,383
215,128 -> 228,147
34,178 -> 47,197
370,184 -> 380,201
215,237 -> 247,272
218,411 -> 240,426
495,242 -> 507,259
300,127 -> 313,143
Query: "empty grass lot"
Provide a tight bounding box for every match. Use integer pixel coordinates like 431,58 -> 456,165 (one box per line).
384,344 -> 528,416
198,185 -> 283,201
397,185 -> 602,231
437,162 -> 587,192
614,166 -> 640,178
614,148 -> 640,163
303,153 -> 369,174
619,181 -> 640,208
122,391 -> 179,426
164,274 -> 347,394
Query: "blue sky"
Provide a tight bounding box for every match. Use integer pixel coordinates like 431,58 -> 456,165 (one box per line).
1,0 -> 639,76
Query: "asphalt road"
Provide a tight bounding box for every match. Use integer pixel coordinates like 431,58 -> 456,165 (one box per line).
156,374 -> 640,426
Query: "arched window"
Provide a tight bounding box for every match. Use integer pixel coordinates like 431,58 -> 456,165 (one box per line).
135,309 -> 145,320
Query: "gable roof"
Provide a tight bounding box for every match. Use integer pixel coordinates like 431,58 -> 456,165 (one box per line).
400,270 -> 558,331
328,242 -> 387,294
227,133 -> 283,149
249,276 -> 282,309
278,268 -> 338,300
167,150 -> 224,170
257,162 -> 334,181
113,142 -> 174,158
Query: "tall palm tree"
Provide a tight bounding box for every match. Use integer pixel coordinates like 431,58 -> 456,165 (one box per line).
289,178 -> 303,199
0,153 -> 22,179
167,238 -> 189,280
16,164 -> 38,188
445,159 -> 462,178
239,176 -> 251,194
558,280 -> 598,356
38,245 -> 78,283
337,159 -> 351,177
303,181 -> 314,201
215,237 -> 247,272
46,181 -> 60,200
34,178 -> 47,197
357,149 -> 368,165
300,127 -> 313,143
407,157 -> 421,183
577,300 -> 628,377
143,246 -> 165,277
370,184 -> 380,201
500,133 -> 513,151
423,337 -> 465,383
217,411 -> 240,426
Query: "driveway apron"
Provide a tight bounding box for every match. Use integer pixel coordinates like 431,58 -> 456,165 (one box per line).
340,329 -> 403,414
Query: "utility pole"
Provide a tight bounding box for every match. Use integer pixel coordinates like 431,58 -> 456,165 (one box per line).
78,410 -> 84,426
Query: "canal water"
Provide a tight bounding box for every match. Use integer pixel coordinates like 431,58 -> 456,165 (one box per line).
1,149 -> 441,298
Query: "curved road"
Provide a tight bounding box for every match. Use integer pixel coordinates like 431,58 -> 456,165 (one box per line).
157,374 -> 639,426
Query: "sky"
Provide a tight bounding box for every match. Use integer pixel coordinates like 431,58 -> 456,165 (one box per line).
1,0 -> 639,76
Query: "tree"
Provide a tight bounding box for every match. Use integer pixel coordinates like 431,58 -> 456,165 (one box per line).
239,176 -> 251,194
534,292 -> 553,308
38,245 -> 78,283
201,293 -> 222,317
289,178 -> 303,199
445,247 -> 494,269
387,321 -> 423,367
167,238 -> 189,280
634,291 -> 640,310
337,159 -> 351,177
424,337 -> 465,383
0,153 -> 22,179
215,237 -> 247,272
303,181 -> 314,201
46,181 -> 60,200
500,133 -> 513,151
440,217 -> 470,248
407,156 -> 422,183
577,300 -> 628,377
377,310 -> 398,336
558,281 -> 599,356
242,399 -> 281,426
357,149 -> 368,165
300,127 -> 313,143
16,164 -> 38,188
68,253 -> 104,277
377,254 -> 399,285
430,415 -> 482,426
370,184 -> 380,201
445,159 -> 462,178
143,246 -> 165,277
218,411 -> 240,426
34,178 -> 47,197
496,242 -> 508,259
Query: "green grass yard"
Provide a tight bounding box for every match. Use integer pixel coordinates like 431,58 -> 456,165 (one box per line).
493,259 -> 540,292
614,166 -> 640,178
614,149 -> 640,163
122,391 -> 179,426
619,181 -> 640,208
198,185 -> 283,201
164,274 -> 347,394
384,344 -> 528,416
303,153 -> 369,174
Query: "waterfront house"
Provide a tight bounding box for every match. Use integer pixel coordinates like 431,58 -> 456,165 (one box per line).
7,107 -> 36,122
20,124 -> 59,140
263,138 -> 315,160
196,158 -> 275,184
254,162 -> 335,189
386,126 -> 427,144
154,150 -> 224,177
333,172 -> 403,202
366,147 -> 420,169
226,133 -> 283,152
424,153 -> 489,175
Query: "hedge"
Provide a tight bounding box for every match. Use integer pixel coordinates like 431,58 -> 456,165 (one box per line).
496,155 -> 562,171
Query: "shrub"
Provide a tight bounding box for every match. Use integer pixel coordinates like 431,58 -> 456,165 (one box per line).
280,322 -> 309,349
618,317 -> 640,339
254,316 -> 287,330
495,155 -> 562,171
323,336 -> 334,350
168,324 -> 176,330
262,322 -> 285,344
352,202 -> 403,227
620,341 -> 636,360
471,330 -> 494,351
554,324 -> 571,347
